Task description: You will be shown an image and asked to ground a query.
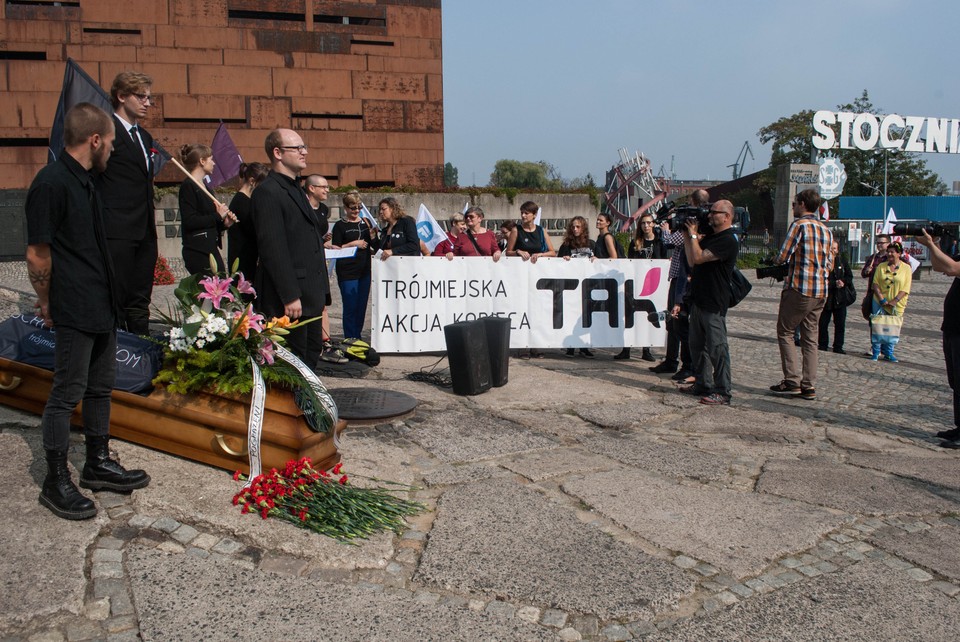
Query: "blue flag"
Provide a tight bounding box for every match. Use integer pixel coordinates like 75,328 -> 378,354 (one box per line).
49,58 -> 171,175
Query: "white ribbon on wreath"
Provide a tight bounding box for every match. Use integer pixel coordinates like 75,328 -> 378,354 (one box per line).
243,346 -> 340,487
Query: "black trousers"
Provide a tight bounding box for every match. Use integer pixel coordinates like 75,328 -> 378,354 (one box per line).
944,333 -> 960,429
42,327 -> 116,452
285,316 -> 325,369
108,236 -> 157,335
818,304 -> 847,351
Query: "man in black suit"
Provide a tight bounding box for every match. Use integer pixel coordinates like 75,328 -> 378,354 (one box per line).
96,71 -> 157,335
252,129 -> 328,367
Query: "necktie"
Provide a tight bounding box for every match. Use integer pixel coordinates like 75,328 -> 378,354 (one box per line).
130,125 -> 149,169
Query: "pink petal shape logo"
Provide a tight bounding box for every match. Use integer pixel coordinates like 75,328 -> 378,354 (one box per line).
638,267 -> 662,297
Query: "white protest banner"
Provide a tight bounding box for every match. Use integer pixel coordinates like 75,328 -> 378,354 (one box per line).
371,256 -> 669,352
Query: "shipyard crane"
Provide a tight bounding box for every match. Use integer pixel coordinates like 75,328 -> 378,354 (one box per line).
728,141 -> 754,180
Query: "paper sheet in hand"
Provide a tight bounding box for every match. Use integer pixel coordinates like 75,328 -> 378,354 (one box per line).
326,247 -> 358,259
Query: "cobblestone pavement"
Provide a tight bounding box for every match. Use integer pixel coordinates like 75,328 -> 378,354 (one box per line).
1,262 -> 958,641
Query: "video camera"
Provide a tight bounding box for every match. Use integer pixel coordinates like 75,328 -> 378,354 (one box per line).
755,255 -> 788,282
656,203 -> 711,235
893,221 -> 960,239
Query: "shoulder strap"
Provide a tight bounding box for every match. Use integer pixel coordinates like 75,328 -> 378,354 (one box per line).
466,230 -> 483,254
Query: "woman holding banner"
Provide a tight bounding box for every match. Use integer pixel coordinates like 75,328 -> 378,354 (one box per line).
447,206 -> 501,260
178,143 -> 235,276
506,200 -> 556,263
374,197 -> 420,259
558,216 -> 596,358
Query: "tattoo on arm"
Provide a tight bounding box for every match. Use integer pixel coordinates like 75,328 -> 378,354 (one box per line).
700,249 -> 718,263
28,268 -> 51,287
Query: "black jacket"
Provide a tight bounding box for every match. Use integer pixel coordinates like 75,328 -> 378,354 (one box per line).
251,171 -> 329,317
96,115 -> 156,241
179,179 -> 224,255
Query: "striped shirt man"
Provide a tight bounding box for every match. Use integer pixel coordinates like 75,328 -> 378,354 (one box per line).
776,215 -> 833,298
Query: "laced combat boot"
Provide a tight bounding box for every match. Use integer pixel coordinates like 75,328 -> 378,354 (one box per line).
39,450 -> 97,520
79,435 -> 150,492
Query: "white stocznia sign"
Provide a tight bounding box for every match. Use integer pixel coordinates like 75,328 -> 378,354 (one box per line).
371,256 -> 670,353
812,110 -> 960,154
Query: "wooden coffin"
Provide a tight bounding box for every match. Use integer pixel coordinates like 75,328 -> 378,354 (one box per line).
0,356 -> 343,474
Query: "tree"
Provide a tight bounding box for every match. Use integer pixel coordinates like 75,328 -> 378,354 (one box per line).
444,162 -> 458,188
488,159 -> 562,190
757,90 -> 945,197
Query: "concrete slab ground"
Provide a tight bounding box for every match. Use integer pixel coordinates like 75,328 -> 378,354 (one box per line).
1,263 -> 959,640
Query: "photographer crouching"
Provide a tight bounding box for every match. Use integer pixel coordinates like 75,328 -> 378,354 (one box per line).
681,200 -> 740,406
915,228 -> 960,449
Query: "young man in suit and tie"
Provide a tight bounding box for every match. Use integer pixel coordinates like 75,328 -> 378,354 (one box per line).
96,71 -> 157,336
252,129 -> 329,367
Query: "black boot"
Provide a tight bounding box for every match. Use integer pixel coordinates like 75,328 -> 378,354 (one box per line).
614,348 -> 631,360
80,435 -> 150,492
39,450 -> 97,520
641,348 -> 656,362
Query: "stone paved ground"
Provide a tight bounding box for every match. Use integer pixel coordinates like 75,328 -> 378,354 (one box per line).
0,262 -> 958,641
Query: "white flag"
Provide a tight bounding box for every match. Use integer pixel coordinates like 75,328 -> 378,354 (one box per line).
534,207 -> 542,227
416,203 -> 447,253
359,203 -> 377,228
462,201 -> 470,214
881,207 -> 897,235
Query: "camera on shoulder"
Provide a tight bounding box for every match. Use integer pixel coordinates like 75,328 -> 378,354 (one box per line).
656,204 -> 711,235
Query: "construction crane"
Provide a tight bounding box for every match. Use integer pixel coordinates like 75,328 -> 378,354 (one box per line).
728,141 -> 754,180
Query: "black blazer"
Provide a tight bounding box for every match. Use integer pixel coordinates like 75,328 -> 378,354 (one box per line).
251,171 -> 329,317
96,115 -> 156,241
375,216 -> 420,256
179,179 -> 224,254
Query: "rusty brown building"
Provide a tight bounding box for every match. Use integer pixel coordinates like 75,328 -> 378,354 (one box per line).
0,0 -> 444,189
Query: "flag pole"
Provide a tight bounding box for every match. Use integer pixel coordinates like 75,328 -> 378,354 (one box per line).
168,157 -> 227,208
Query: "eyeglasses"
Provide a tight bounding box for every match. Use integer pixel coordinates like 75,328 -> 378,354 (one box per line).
345,205 -> 361,211
640,220 -> 654,225
131,93 -> 153,104
708,209 -> 726,215
279,145 -> 308,153
311,183 -> 329,189
465,215 -> 478,220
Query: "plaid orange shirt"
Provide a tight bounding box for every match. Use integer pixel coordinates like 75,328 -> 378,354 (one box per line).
776,215 -> 834,298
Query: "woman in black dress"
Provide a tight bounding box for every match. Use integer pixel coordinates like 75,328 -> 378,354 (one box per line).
623,213 -> 667,361
505,200 -> 556,262
227,162 -> 268,282
178,143 -> 236,276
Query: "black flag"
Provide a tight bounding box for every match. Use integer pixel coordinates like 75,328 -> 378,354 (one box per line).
49,58 -> 170,174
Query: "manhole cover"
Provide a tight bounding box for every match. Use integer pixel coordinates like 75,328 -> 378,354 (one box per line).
328,388 -> 418,424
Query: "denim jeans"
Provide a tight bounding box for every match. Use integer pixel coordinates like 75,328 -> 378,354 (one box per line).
41,326 -> 116,452
338,274 -> 371,340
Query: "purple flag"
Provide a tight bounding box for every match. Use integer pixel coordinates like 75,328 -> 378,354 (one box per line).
207,122 -> 243,189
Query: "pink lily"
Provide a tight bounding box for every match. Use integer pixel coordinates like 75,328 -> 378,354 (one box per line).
257,340 -> 276,365
197,275 -> 235,310
235,273 -> 256,297
233,305 -> 265,339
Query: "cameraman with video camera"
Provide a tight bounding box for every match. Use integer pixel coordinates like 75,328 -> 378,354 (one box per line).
915,229 -> 960,448
681,199 -> 739,406
769,189 -> 833,401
